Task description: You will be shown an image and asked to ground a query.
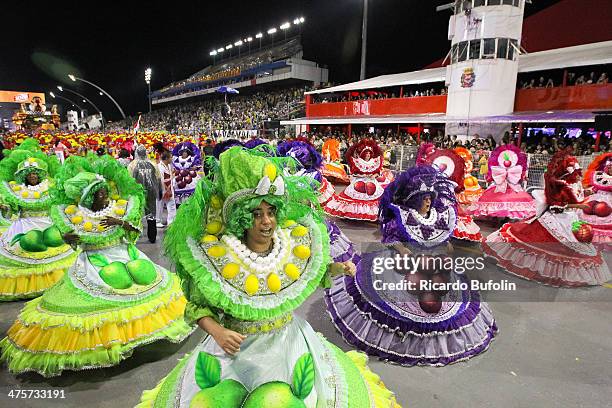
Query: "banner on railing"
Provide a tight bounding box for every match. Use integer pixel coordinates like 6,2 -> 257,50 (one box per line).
213,129 -> 258,138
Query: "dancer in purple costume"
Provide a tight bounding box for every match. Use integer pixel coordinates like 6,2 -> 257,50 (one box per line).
325,165 -> 498,366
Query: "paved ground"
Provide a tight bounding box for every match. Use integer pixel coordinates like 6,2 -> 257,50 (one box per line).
0,218 -> 610,408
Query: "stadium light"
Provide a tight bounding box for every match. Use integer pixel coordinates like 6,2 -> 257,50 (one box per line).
217,48 -> 224,52
56,84 -> 104,120
67,74 -> 125,119
99,92 -> 103,96
255,32 -> 263,38
300,17 -> 305,23
210,50 -> 217,56
293,18 -> 300,25
247,36 -> 253,42
267,28 -> 277,34
280,22 -> 291,40
234,40 -> 243,46
144,68 -> 152,113
49,91 -> 85,113
226,44 -> 233,49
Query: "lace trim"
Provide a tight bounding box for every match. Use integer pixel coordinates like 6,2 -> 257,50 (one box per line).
538,212 -> 597,256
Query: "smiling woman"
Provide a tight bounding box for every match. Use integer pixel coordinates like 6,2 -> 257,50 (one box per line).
137,146 -> 401,408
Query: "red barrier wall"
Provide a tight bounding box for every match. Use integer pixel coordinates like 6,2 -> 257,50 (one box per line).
514,84 -> 612,112
307,95 -> 447,117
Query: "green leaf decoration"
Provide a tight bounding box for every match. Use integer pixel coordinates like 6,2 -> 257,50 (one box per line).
195,352 -> 221,390
88,253 -> 110,267
10,233 -> 25,247
291,353 -> 315,400
503,152 -> 510,161
572,220 -> 585,232
127,243 -> 139,261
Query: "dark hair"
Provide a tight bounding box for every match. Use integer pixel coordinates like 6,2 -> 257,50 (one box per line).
118,148 -> 131,159
96,147 -> 106,156
161,150 -> 172,160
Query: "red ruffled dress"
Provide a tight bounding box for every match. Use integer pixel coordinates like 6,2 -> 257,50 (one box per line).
324,155 -> 389,221
483,177 -> 610,287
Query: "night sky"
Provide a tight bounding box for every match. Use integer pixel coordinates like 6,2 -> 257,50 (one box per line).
1,0 -> 561,120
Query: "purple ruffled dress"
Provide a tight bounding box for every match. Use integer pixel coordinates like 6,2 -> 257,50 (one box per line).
325,166 -> 498,366
325,248 -> 497,366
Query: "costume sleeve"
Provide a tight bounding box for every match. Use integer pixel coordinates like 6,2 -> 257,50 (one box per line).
180,274 -> 220,325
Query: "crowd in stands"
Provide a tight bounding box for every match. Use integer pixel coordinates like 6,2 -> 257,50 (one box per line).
311,85 -> 447,104
518,67 -> 609,89
110,87 -> 308,134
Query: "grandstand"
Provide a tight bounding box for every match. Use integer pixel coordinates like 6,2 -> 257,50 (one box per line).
152,36 -> 328,105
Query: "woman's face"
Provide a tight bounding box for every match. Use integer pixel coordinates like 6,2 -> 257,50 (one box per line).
245,201 -> 277,249
93,187 -> 109,209
364,151 -> 372,161
419,195 -> 432,215
25,171 -> 40,186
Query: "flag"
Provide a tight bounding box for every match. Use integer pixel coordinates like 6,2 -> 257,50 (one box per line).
132,115 -> 141,134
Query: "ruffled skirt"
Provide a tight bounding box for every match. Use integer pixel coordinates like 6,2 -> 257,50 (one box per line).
0,217 -> 77,301
0,246 -> 193,376
325,252 -> 498,366
136,315 -> 400,408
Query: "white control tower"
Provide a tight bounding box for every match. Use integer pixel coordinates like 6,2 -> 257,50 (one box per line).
444,0 -> 526,137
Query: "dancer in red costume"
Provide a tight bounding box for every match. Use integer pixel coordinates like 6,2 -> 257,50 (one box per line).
483,149 -> 610,287
472,144 -> 536,219
580,153 -> 612,249
324,139 -> 389,221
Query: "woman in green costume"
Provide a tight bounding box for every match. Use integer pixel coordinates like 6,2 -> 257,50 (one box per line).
0,138 -> 77,301
0,153 -> 193,377
138,147 -> 401,408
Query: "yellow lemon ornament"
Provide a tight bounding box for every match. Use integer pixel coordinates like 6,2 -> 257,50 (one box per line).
291,225 -> 308,237
65,205 -> 77,215
21,191 -> 29,198
293,245 -> 311,260
201,235 -> 218,243
245,274 -> 259,295
222,263 -> 240,279
207,245 -> 226,258
114,208 -> 126,216
71,216 -> 83,225
284,263 -> 300,281
267,273 -> 281,293
283,220 -> 296,228
83,222 -> 93,232
32,191 -> 41,199
263,163 -> 277,181
206,221 -> 223,235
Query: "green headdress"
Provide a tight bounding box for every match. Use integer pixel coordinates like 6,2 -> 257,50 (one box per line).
63,172 -> 109,208
50,153 -> 145,244
0,138 -> 60,184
